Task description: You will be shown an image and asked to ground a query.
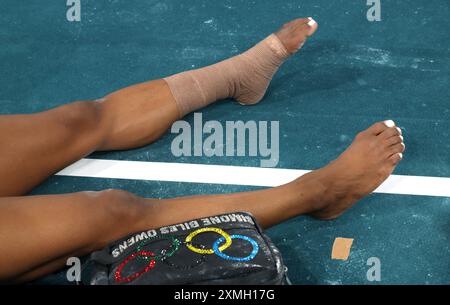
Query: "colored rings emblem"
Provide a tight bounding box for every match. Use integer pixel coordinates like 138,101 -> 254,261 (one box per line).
136,235 -> 181,261
115,250 -> 156,283
185,227 -> 232,255
162,242 -> 207,270
213,234 -> 259,262
114,227 -> 260,283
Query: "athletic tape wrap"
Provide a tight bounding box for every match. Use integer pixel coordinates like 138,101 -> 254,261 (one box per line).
82,212 -> 289,285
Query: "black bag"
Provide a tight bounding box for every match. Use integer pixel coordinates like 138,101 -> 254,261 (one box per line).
82,212 -> 288,285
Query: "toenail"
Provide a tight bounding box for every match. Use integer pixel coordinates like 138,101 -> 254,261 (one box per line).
384,120 -> 395,128
307,17 -> 316,27
396,127 -> 402,134
398,153 -> 403,159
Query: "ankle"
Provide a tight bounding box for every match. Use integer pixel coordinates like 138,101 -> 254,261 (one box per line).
292,168 -> 338,215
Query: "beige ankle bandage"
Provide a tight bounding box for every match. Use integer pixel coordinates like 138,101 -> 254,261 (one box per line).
164,34 -> 290,117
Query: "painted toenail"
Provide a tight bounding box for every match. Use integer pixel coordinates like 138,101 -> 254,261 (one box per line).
307,18 -> 316,27
398,153 -> 403,159
384,120 -> 395,127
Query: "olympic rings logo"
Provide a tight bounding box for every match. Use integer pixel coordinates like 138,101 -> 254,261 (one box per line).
114,227 -> 259,283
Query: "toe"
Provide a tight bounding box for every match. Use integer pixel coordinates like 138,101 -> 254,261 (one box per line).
385,135 -> 404,147
389,152 -> 403,165
291,17 -> 318,36
305,17 -> 318,36
366,120 -> 394,136
288,18 -> 310,26
292,23 -> 316,50
285,17 -> 316,30
380,125 -> 402,140
387,142 -> 406,157
276,17 -> 318,53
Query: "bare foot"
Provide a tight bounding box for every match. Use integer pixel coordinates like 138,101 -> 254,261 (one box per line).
275,17 -> 318,54
304,120 -> 405,220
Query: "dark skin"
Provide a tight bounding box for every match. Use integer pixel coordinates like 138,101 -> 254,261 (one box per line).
0,18 -> 404,283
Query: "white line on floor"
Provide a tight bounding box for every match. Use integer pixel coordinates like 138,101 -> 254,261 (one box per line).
56,158 -> 450,198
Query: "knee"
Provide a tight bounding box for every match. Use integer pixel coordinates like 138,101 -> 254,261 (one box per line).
87,189 -> 143,223
57,100 -> 105,136
55,100 -> 111,148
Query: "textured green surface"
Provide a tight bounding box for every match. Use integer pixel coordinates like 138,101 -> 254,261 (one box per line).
1,0 -> 449,284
